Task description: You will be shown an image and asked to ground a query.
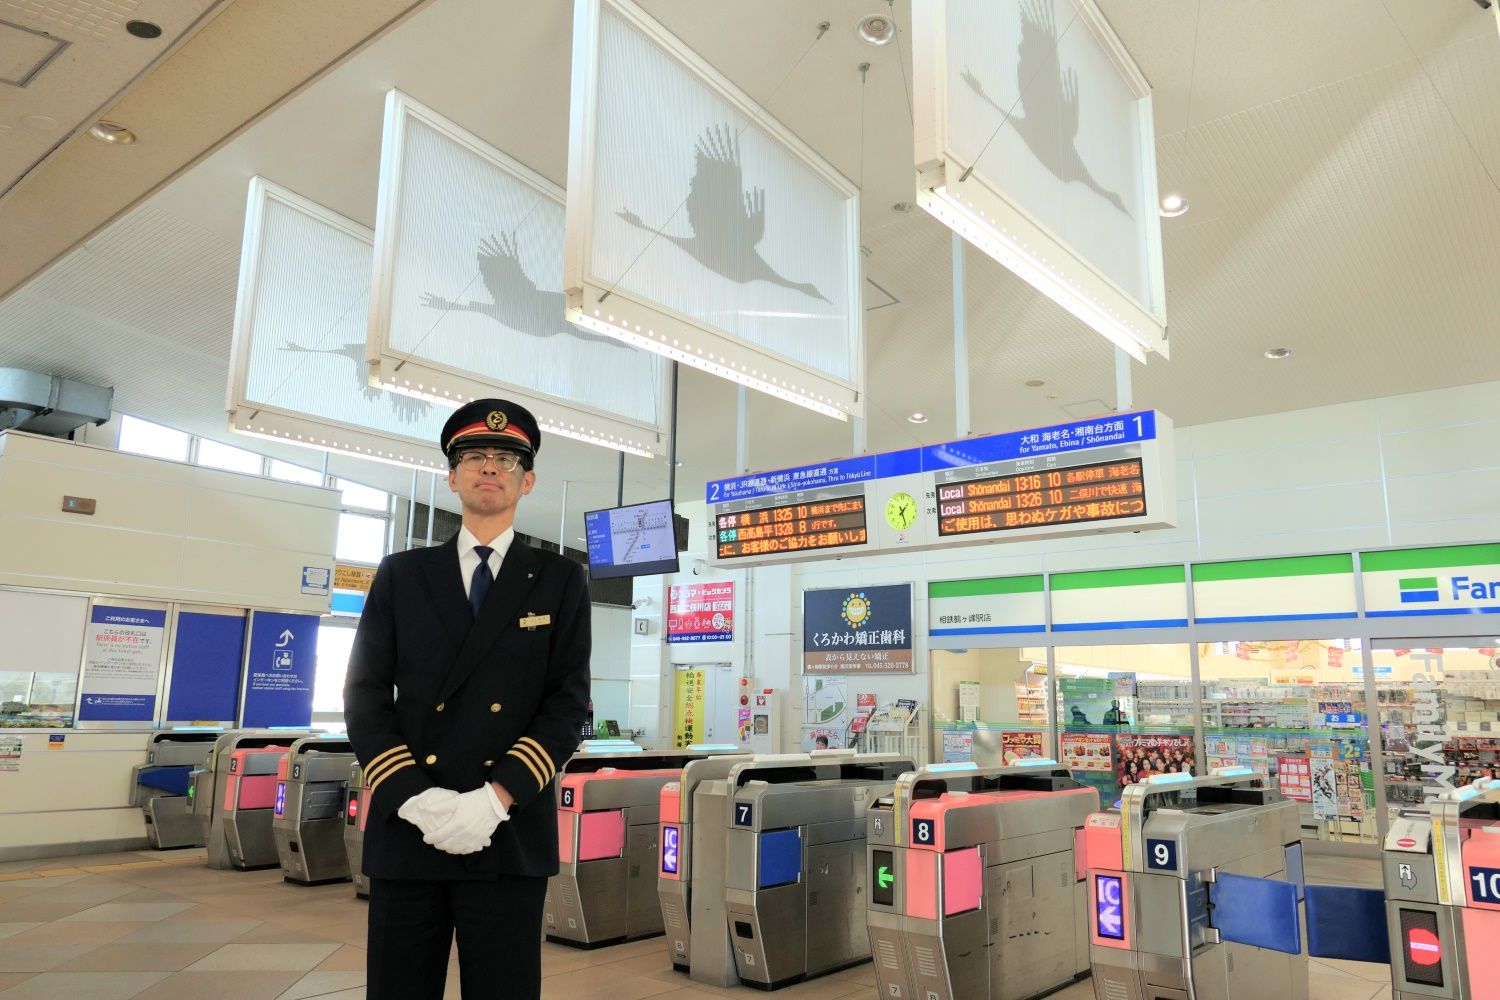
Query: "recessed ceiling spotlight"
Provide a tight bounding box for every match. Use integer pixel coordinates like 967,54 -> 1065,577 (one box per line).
1159,193 -> 1189,217
88,121 -> 137,144
856,13 -> 896,46
908,411 -> 929,424
126,20 -> 163,39
1263,347 -> 1292,360
1024,378 -> 1046,388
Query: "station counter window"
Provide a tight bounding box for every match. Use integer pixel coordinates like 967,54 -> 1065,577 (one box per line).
1199,638 -> 1374,845
0,670 -> 79,728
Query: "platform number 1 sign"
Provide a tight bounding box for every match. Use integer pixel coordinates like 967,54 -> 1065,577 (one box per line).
1471,866 -> 1500,903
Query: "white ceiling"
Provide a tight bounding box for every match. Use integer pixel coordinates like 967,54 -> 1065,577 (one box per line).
1,0 -> 1499,546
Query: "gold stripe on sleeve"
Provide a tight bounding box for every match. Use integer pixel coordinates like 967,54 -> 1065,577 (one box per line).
364,751 -> 414,789
512,739 -> 551,783
507,747 -> 547,790
368,758 -> 414,793
517,737 -> 555,780
364,744 -> 408,773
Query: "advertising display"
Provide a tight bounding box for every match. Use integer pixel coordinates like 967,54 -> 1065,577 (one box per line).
1001,730 -> 1045,764
672,669 -> 705,748
802,584 -> 913,675
1116,734 -> 1194,787
77,605 -> 167,724
941,729 -> 975,762
666,581 -> 734,643
1278,754 -> 1313,802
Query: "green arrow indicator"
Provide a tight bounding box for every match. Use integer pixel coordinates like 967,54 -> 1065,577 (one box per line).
877,866 -> 893,889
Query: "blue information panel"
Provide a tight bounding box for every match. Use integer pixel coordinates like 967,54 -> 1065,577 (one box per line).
1471,866 -> 1500,904
77,606 -> 168,723
165,612 -> 245,722
1210,872 -> 1303,955
662,824 -> 680,874
583,499 -> 680,580
1095,874 -> 1124,940
239,611 -> 319,728
708,411 -> 1158,503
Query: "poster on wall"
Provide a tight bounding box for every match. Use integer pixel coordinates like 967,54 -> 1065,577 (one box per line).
673,669 -> 705,748
1116,734 -> 1194,787
77,605 -> 167,723
1001,730 -> 1045,764
0,736 -> 21,774
802,726 -> 843,751
942,729 -> 975,762
802,584 -> 913,674
239,611 -> 319,728
1278,754 -> 1312,802
667,582 -> 735,643
1062,732 -> 1113,772
803,675 -> 849,729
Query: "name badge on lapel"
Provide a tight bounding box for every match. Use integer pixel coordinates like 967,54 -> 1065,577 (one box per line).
520,613 -> 551,630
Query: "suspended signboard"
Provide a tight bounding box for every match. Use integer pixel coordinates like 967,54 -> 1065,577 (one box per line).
564,0 -> 864,420
913,0 -> 1167,360
707,410 -> 1176,568
366,91 -> 667,457
227,177 -> 448,471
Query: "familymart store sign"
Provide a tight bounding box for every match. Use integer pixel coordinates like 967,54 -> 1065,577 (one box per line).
1363,544 -> 1500,618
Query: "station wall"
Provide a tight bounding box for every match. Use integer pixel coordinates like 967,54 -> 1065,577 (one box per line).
635,378 -> 1500,756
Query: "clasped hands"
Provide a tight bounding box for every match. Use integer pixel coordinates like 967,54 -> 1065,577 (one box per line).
399,785 -> 509,855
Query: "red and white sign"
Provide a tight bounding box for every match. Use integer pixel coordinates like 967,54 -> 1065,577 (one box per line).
1397,838 -> 1418,849
1407,927 -> 1441,966
666,582 -> 734,644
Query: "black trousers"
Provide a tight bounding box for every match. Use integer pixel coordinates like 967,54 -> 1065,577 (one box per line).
367,874 -> 548,1000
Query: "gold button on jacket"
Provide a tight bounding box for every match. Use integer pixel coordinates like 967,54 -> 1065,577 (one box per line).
490,703 -> 502,713
425,754 -> 438,765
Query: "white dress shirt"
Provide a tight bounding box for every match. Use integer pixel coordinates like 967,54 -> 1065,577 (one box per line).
456,524 -> 515,599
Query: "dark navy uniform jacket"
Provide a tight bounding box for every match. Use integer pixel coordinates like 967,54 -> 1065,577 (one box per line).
343,534 -> 591,880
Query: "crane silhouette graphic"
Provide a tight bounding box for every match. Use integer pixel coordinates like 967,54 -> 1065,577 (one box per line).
616,124 -> 830,303
960,0 -> 1130,216
279,340 -> 431,424
419,232 -> 629,349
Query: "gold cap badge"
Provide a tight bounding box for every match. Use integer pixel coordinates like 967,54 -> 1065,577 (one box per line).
485,410 -> 508,432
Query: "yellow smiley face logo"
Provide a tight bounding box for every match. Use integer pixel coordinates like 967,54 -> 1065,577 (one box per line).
485,410 -> 508,432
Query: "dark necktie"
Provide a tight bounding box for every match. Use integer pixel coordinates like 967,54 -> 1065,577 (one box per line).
470,545 -> 494,618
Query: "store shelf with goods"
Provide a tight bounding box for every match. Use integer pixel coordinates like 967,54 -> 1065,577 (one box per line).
1012,680 -> 1050,724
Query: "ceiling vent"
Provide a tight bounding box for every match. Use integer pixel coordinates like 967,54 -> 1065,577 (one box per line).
0,368 -> 113,437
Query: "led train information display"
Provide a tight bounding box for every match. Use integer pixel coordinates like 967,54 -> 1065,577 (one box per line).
708,411 -> 1175,567
714,496 -> 868,559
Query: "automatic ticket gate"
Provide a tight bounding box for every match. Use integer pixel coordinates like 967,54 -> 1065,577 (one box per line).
344,762 -> 370,899
191,729 -> 310,870
721,751 -> 917,990
658,752 -> 758,971
1086,768 -> 1308,1000
272,734 -> 355,885
132,729 -> 220,849
545,745 -> 744,948
866,760 -> 1101,1000
1383,777 -> 1500,999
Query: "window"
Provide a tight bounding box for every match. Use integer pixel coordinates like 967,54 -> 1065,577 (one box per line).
269,460 -> 324,486
337,512 -> 387,563
195,438 -> 264,475
314,622 -> 357,714
336,478 -> 389,512
118,415 -> 190,462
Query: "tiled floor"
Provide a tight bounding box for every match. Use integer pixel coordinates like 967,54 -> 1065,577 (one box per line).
0,850 -> 1395,999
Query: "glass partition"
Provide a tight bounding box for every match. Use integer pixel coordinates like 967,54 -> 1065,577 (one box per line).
1049,643 -> 1195,805
931,648 -> 1050,765
1199,638 -> 1373,845
1370,639 -> 1500,816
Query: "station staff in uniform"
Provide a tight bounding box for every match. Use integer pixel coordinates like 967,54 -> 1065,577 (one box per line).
344,399 -> 591,1000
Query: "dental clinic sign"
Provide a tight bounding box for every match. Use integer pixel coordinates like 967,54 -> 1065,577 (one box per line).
1362,544 -> 1500,618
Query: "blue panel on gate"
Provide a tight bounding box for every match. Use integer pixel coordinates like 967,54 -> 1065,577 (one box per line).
1306,885 -> 1391,965
137,766 -> 192,796
1209,873 -> 1302,955
758,829 -> 802,888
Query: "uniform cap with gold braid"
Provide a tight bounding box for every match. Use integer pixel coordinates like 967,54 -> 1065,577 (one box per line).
440,398 -> 541,465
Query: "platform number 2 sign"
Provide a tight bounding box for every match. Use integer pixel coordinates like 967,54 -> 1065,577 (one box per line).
1146,838 -> 1178,872
1471,866 -> 1500,903
912,819 -> 936,846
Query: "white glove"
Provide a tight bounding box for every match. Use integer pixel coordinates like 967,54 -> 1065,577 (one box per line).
397,787 -> 461,838
425,784 -> 509,856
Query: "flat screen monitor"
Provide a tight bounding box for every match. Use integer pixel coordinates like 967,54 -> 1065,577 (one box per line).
584,499 -> 681,579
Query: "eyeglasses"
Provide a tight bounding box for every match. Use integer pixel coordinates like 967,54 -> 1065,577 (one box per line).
456,451 -> 523,472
